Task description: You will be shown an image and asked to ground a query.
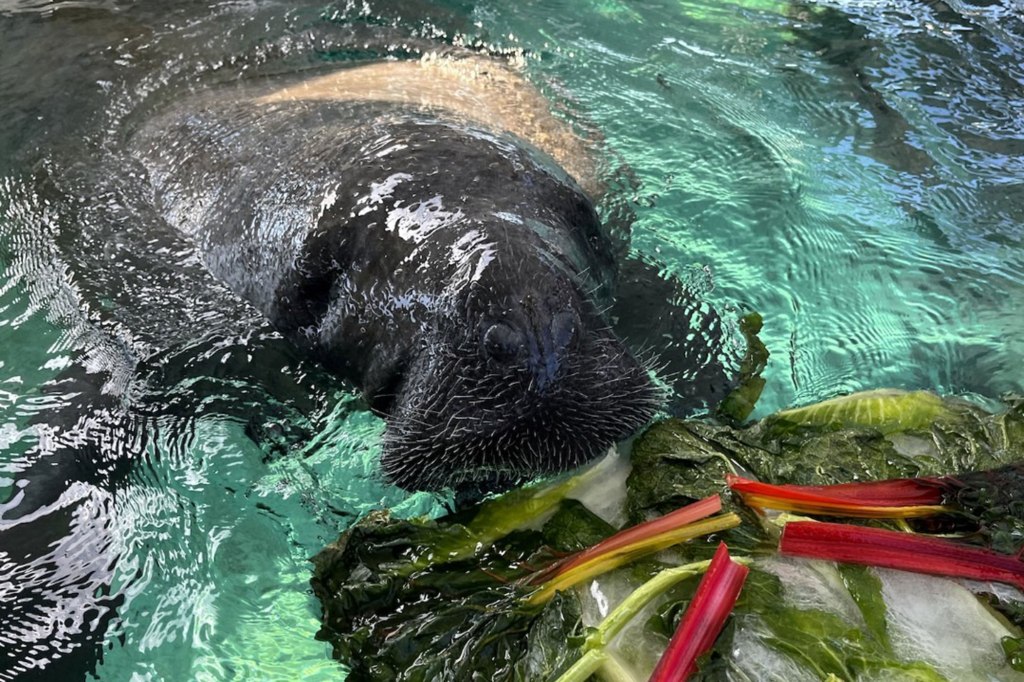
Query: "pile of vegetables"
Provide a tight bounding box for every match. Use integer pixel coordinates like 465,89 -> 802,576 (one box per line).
311,390 -> 1024,680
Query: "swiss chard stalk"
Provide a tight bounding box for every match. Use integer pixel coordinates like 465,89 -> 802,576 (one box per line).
727,473 -> 950,519
529,495 -> 722,586
526,496 -> 741,605
554,553 -> 753,682
411,454 -> 621,572
780,520 -> 1024,590
649,543 -> 749,682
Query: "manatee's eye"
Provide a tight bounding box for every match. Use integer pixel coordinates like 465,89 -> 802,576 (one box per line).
484,322 -> 524,362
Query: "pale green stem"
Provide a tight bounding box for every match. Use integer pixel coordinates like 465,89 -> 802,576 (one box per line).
894,518 -> 914,533
555,650 -> 607,682
554,557 -> 753,682
556,650 -> 638,682
584,559 -> 712,652
411,457 -> 614,571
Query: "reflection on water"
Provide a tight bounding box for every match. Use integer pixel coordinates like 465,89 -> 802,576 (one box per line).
0,0 -> 1022,679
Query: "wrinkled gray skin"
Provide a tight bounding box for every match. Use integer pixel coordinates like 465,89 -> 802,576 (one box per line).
131,96 -> 661,492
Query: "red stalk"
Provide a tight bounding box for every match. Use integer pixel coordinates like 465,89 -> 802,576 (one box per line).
780,521 -> 1024,590
527,495 -> 722,586
726,473 -> 950,518
649,543 -> 749,682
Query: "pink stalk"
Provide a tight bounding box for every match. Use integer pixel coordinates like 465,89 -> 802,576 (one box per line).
528,495 -> 722,586
726,473 -> 949,519
780,521 -> 1024,590
649,543 -> 749,682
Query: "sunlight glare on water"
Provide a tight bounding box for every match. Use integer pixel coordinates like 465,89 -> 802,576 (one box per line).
493,0 -> 1024,412
0,0 -> 1021,679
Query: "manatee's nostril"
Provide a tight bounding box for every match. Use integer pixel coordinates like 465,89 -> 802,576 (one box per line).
484,322 -> 524,362
550,310 -> 577,353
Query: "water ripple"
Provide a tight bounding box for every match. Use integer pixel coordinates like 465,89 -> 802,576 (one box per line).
0,0 -> 1022,678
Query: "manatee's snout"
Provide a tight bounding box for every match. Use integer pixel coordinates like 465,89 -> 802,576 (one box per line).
380,288 -> 662,493
376,229 -> 661,493
481,302 -> 579,392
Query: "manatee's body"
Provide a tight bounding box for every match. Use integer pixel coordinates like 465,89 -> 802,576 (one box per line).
3,53 -> 739,682
132,57 -> 659,490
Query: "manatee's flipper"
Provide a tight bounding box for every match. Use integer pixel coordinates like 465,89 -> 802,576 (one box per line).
1,361 -> 133,680
4,363 -> 127,517
6,342 -> 312,515
610,256 -> 744,416
0,336 -> 336,680
0,485 -> 120,681
133,330 -> 355,459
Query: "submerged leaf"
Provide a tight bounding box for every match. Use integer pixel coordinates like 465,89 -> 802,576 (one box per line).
769,389 -> 961,433
629,394 -> 1024,539
310,392 -> 1024,679
312,476 -> 737,678
716,312 -> 769,424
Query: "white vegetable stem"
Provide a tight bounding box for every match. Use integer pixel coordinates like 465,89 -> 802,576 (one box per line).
555,558 -> 751,682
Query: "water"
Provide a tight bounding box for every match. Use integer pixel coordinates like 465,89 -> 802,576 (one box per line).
0,0 -> 1021,678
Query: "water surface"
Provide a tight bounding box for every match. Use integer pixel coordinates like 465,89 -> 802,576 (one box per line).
1,0 -> 1022,678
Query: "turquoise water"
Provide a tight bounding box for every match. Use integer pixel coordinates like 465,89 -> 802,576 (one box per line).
0,0 -> 1021,679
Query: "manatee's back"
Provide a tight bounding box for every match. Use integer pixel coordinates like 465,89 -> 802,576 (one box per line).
132,97 -> 385,317
130,75 -> 617,367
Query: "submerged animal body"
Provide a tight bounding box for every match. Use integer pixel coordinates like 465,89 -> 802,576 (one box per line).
2,51 -> 740,682
132,56 -> 661,491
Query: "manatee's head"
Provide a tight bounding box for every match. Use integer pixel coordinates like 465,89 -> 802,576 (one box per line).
377,241 -> 662,495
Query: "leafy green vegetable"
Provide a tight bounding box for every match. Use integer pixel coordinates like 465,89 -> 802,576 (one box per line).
311,483 -> 736,680
735,568 -> 948,681
627,394 -> 1024,530
541,498 -> 618,552
310,508 -> 557,681
311,392 -> 1024,680
950,463 -> 1024,554
770,389 -> 961,433
716,312 -> 770,424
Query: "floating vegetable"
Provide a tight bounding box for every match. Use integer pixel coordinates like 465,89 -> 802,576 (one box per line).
649,543 -> 749,682
726,473 -> 950,518
768,388 -> 961,433
526,495 -> 740,605
727,461 -> 1024,545
310,392 -> 1024,680
780,520 -> 1024,591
